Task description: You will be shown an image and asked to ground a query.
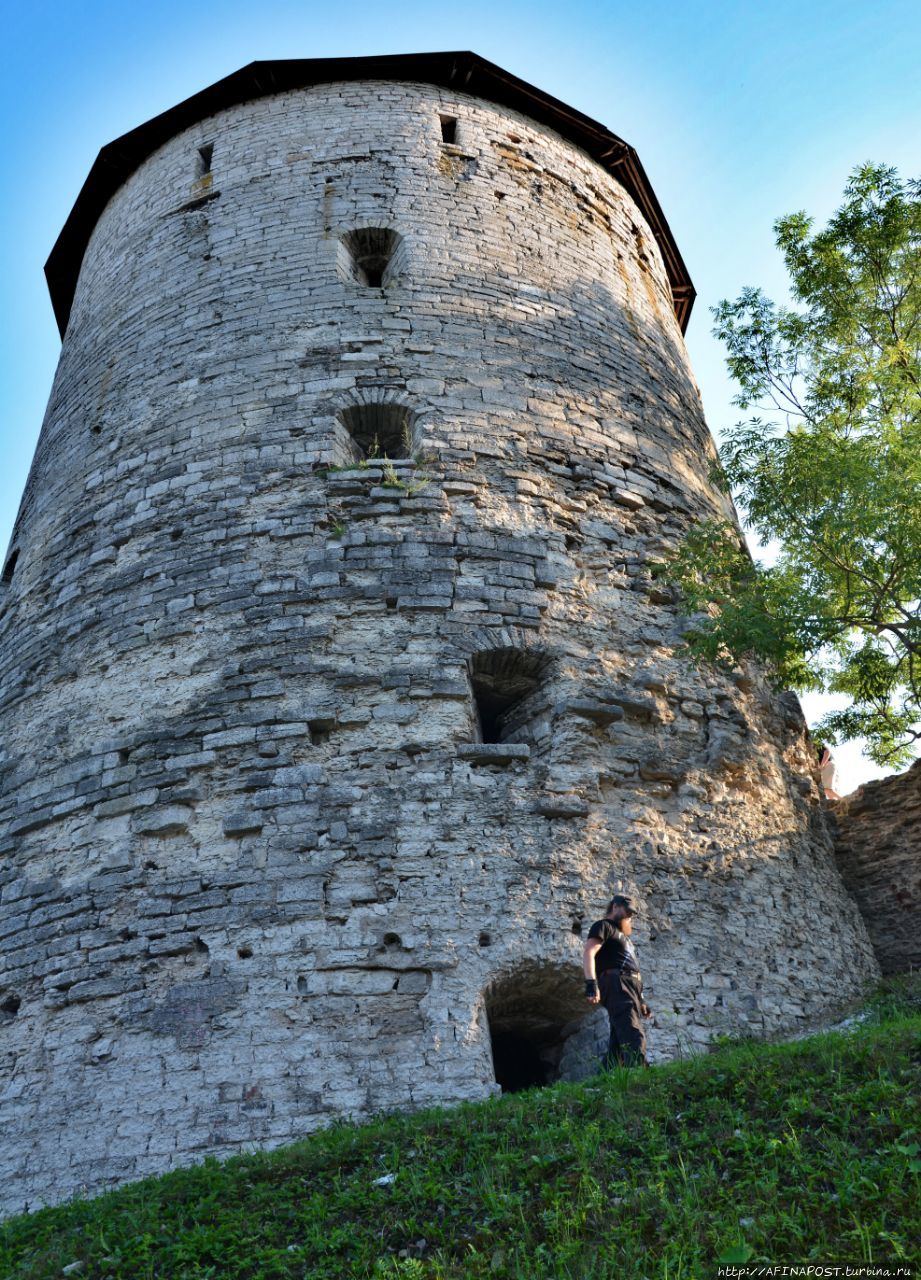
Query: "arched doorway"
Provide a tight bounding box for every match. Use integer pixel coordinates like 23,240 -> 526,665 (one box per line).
483,961 -> 604,1092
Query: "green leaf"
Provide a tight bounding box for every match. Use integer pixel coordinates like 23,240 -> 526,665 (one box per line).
718,1243 -> 755,1264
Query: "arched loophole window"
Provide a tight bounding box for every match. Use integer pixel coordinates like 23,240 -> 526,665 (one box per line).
2,549 -> 19,586
469,647 -> 549,744
338,403 -> 415,462
196,144 -> 214,178
338,227 -> 403,288
1,993 -> 21,1020
484,963 -> 591,1093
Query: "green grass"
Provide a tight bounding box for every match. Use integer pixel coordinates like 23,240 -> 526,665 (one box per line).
3,976 -> 920,1279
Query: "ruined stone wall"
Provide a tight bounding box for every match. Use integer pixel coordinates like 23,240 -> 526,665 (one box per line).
0,79 -> 878,1215
831,760 -> 921,974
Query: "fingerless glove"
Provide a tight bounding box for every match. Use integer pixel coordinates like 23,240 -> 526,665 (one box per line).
585,979 -> 599,998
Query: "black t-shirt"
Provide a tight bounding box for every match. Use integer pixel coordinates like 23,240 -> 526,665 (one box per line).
587,918 -> 640,973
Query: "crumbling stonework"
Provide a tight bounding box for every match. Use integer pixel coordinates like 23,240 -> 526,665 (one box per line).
831,760 -> 921,975
0,58 -> 879,1216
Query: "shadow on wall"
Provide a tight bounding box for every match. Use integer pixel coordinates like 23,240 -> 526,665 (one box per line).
1,235 -> 717,617
433,270 -> 710,478
484,960 -> 602,1092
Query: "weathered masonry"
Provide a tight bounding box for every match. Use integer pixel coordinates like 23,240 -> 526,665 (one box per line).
0,52 -> 878,1215
831,760 -> 921,976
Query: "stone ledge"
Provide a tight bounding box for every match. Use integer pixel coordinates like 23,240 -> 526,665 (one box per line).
536,795 -> 590,818
562,699 -> 625,726
455,743 -> 531,766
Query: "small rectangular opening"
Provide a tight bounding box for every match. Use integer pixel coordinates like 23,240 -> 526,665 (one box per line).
196,144 -> 214,177
439,115 -> 458,145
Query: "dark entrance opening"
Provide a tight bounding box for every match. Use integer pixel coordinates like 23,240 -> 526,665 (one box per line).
484,962 -> 591,1094
490,1029 -> 556,1092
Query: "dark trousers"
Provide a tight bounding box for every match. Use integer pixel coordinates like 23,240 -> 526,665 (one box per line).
599,969 -> 648,1068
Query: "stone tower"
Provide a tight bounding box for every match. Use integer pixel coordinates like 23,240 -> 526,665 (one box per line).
0,53 -> 878,1215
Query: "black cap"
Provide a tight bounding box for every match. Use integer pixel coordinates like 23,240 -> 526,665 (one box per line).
608,894 -> 635,915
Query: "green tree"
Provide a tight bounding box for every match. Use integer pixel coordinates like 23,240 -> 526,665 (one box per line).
664,164 -> 921,766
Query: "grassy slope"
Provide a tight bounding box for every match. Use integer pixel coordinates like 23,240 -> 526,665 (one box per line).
3,978 -> 920,1280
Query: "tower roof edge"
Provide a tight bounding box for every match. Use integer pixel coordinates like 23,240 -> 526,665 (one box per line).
43,51 -> 696,336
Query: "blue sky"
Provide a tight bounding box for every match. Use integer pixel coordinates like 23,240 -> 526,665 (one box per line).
2,0 -> 919,791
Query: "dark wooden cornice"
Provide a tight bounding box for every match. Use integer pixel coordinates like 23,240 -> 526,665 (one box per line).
44,52 -> 695,336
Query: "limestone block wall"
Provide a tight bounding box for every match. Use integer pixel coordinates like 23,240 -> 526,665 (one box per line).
0,77 -> 878,1216
831,760 -> 921,974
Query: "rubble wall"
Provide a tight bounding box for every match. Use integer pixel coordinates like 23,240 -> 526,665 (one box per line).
831,760 -> 921,974
0,79 -> 878,1214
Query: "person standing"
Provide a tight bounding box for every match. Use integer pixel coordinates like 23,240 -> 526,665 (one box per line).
583,895 -> 652,1068
817,743 -> 842,800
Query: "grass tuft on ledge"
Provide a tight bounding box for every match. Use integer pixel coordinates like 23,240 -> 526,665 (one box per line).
3,976 -> 920,1278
